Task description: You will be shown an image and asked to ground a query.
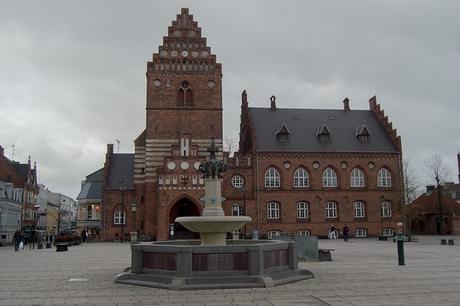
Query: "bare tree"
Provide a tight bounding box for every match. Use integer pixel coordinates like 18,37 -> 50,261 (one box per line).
424,154 -> 451,235
224,136 -> 238,157
401,159 -> 419,238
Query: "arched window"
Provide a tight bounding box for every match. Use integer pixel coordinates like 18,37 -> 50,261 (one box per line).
325,201 -> 337,219
265,168 -> 280,187
381,200 -> 392,217
294,168 -> 309,187
377,168 -> 392,187
322,168 -> 337,187
114,211 -> 125,225
350,168 -> 365,187
177,81 -> 193,106
353,201 -> 366,218
297,202 -> 309,219
267,202 -> 280,219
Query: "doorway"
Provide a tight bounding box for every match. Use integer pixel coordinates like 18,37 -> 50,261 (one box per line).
169,198 -> 200,239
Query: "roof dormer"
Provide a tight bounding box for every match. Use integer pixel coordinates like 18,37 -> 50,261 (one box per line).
356,124 -> 370,143
275,123 -> 290,142
316,124 -> 330,142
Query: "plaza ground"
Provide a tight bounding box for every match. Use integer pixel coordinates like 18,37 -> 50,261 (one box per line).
0,236 -> 459,306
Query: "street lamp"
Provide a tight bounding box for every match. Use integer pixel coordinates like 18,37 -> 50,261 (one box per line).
119,178 -> 125,243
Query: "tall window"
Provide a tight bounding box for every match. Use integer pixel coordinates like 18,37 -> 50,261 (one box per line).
322,168 -> 337,187
325,201 -> 337,219
294,168 -> 309,187
350,168 -> 365,187
267,202 -> 280,219
267,230 -> 281,239
177,81 -> 193,106
114,211 -> 125,225
180,137 -> 190,156
353,201 -> 365,218
377,168 -> 392,187
232,204 -> 245,216
381,200 -> 392,217
297,202 -> 309,219
355,228 -> 367,238
297,229 -> 311,236
265,168 -> 280,187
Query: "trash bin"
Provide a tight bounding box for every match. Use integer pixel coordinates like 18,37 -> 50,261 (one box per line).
251,230 -> 258,240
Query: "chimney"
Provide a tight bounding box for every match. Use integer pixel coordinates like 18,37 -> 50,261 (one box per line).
270,95 -> 276,110
0,145 -> 3,156
343,98 -> 350,111
107,144 -> 114,155
457,151 -> 460,184
241,90 -> 248,107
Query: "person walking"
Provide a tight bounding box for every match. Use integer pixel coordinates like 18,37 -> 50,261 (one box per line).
81,228 -> 87,243
329,225 -> 337,239
13,230 -> 22,252
343,225 -> 350,242
29,230 -> 36,249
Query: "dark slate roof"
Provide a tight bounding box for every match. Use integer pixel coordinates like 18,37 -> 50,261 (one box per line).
86,168 -> 103,182
249,108 -> 398,153
12,162 -> 28,178
107,154 -> 134,190
77,169 -> 103,201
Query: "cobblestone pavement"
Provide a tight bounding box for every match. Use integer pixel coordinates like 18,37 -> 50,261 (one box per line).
0,236 -> 459,305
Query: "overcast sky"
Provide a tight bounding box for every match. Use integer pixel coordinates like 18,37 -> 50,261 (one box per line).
1,1 -> 459,198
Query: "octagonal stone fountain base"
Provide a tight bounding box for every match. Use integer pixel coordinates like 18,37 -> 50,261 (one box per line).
115,239 -> 314,290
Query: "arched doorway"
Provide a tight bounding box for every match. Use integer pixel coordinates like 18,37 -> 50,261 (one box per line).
169,197 -> 200,239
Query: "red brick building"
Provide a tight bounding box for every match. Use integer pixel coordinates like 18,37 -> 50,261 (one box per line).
91,8 -> 403,241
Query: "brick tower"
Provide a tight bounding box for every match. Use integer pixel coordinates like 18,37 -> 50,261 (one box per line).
134,8 -> 223,240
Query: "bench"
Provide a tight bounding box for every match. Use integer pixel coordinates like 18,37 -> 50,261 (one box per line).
55,243 -> 70,252
318,248 -> 335,261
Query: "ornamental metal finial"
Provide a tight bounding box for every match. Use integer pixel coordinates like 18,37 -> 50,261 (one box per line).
199,137 -> 227,178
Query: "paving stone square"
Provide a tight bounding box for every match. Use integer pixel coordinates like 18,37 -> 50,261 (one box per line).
0,236 -> 459,305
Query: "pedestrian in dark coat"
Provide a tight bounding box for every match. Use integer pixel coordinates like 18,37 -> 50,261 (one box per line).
13,230 -> 22,252
343,225 -> 350,242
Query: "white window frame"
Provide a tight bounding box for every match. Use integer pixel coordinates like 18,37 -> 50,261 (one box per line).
383,228 -> 394,237
231,175 -> 244,188
325,201 -> 337,219
377,168 -> 392,187
297,229 -> 311,236
180,137 -> 190,157
296,202 -> 309,219
322,168 -> 337,187
381,200 -> 392,217
267,230 -> 280,239
355,228 -> 367,238
350,168 -> 365,188
113,211 -> 125,225
294,168 -> 309,187
265,168 -> 280,187
353,201 -> 366,218
232,203 -> 245,216
267,202 -> 280,220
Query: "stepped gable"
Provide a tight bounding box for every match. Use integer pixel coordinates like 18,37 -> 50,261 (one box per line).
368,96 -> 402,151
148,8 -> 221,76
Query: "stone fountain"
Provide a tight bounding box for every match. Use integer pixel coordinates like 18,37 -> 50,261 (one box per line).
115,139 -> 313,289
175,138 -> 251,245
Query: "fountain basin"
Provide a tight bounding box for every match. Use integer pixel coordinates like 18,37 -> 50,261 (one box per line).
175,216 -> 251,245
115,239 -> 314,290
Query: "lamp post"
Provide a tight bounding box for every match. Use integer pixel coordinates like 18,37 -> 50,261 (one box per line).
119,178 -> 125,243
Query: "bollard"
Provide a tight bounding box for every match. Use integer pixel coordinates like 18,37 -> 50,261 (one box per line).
397,239 -> 405,265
